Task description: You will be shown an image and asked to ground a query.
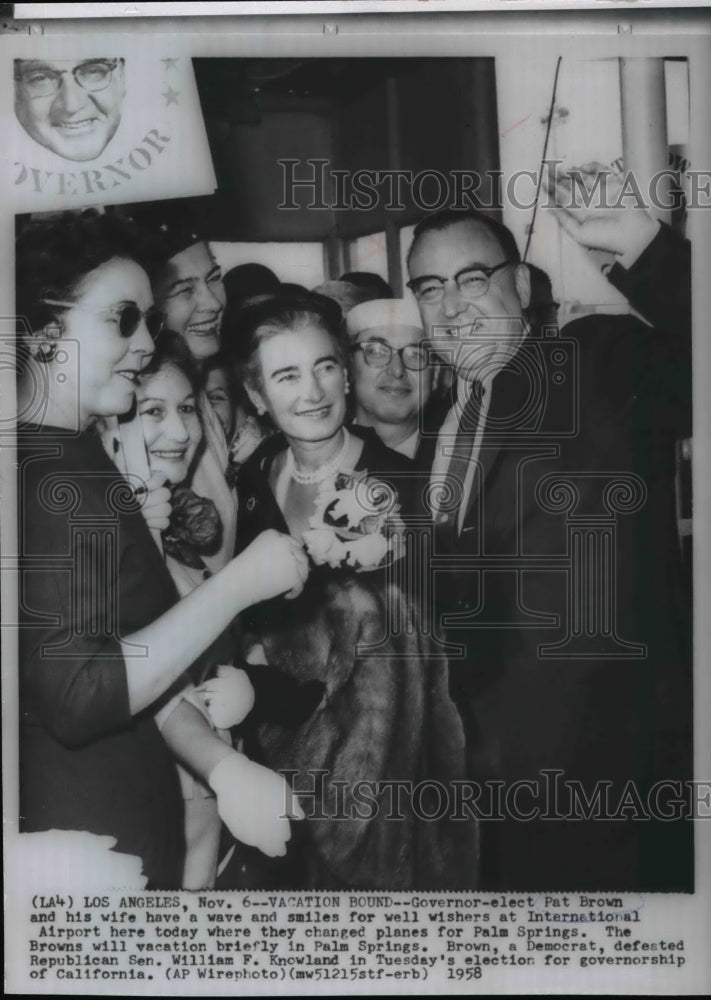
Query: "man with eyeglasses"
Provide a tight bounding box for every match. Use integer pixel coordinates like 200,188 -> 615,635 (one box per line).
406,166 -> 692,893
346,298 -> 438,461
14,58 -> 125,162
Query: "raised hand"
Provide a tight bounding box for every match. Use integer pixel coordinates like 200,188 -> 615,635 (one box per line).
545,161 -> 660,260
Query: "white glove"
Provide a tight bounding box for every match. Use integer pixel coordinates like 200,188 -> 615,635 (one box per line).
196,665 -> 255,729
208,752 -> 304,857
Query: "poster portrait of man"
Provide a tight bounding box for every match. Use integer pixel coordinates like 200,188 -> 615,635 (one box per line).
4,50 -> 217,211
13,57 -> 126,162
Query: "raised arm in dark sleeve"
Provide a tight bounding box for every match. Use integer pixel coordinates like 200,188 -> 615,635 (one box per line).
606,222 -> 690,336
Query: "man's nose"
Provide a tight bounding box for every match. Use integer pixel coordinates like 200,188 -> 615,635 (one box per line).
441,280 -> 469,319
387,349 -> 406,378
52,73 -> 89,114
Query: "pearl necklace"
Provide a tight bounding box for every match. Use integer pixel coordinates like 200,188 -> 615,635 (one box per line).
286,428 -> 351,486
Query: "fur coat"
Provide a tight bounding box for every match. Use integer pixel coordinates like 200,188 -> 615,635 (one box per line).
236,428 -> 478,890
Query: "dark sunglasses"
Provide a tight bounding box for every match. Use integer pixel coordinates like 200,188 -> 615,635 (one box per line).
41,299 -> 165,341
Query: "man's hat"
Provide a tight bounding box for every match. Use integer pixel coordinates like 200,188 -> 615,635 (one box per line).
346,297 -> 424,340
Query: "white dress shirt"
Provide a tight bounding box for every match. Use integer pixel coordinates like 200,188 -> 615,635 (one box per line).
429,375 -> 493,534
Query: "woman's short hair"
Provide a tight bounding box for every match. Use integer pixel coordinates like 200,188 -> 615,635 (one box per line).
15,209 -> 151,336
233,293 -> 346,392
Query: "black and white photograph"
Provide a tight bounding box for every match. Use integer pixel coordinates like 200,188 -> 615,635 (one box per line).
2,2 -> 710,995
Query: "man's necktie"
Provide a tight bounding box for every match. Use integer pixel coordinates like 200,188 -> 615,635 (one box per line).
434,379 -> 484,534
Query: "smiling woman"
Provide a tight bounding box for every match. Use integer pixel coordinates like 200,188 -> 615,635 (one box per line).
16,212 -> 160,431
152,241 -> 226,362
13,57 -> 126,162
15,212 -> 308,888
136,335 -> 204,488
229,294 -> 477,890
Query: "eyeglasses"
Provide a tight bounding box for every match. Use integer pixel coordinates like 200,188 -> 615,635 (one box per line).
14,59 -> 121,100
41,299 -> 165,341
407,260 -> 513,304
350,341 -> 429,372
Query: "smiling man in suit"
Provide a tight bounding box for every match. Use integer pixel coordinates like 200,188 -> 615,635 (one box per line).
407,166 -> 692,891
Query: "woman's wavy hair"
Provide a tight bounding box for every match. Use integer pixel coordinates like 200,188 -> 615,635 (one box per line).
139,329 -> 202,399
233,292 -> 347,394
15,209 -> 153,338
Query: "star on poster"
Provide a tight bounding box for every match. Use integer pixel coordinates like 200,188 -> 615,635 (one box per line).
4,47 -> 216,211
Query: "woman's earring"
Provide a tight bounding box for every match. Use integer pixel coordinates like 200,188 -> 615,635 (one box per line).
35,321 -> 62,364
36,343 -> 58,364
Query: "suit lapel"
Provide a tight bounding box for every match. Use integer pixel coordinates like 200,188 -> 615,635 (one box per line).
414,391 -> 452,472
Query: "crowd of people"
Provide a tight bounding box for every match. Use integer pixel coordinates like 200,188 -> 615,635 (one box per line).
15,163 -> 692,892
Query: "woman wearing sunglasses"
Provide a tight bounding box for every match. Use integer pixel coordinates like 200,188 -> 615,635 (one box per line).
15,212 -> 307,888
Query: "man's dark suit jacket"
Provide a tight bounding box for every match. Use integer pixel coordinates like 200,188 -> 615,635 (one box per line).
413,391 -> 452,473
428,225 -> 692,891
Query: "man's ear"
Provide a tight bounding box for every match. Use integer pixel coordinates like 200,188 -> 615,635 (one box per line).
245,383 -> 267,416
514,263 -> 531,310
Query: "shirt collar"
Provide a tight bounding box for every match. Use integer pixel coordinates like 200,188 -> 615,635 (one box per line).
392,427 -> 420,459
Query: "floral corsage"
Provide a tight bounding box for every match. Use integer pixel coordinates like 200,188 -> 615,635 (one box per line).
301,470 -> 404,571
